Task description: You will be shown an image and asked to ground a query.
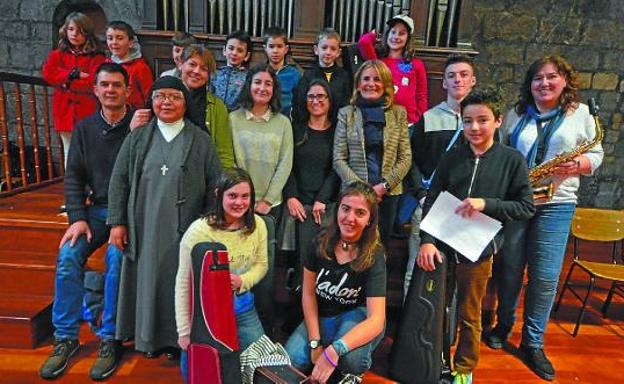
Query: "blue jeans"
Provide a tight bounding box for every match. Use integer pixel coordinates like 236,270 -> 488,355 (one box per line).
52,206 -> 123,341
180,307 -> 264,382
285,307 -> 384,375
495,203 -> 575,347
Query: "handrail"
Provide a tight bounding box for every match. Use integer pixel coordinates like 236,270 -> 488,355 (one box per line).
0,72 -> 49,87
0,71 -> 63,196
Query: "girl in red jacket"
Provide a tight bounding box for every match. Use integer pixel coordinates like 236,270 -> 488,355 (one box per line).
42,12 -> 105,167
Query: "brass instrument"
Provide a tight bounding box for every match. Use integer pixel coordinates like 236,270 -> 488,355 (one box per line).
529,98 -> 604,201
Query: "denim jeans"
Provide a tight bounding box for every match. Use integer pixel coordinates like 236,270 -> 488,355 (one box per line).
52,206 -> 123,341
180,307 -> 264,382
285,307 -> 384,375
495,203 -> 576,347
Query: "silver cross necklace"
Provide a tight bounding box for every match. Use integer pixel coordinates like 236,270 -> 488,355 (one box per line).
158,134 -> 172,176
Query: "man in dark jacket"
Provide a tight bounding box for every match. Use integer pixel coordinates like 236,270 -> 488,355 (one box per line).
40,63 -> 132,381
417,90 -> 535,384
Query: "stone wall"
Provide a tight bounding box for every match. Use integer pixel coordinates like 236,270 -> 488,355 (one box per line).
470,0 -> 623,208
0,0 -> 142,76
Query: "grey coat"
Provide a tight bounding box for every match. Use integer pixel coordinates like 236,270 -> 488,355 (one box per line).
107,118 -> 222,346
107,117 -> 222,261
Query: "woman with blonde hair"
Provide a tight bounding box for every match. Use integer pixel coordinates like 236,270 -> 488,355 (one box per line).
333,59 -> 412,247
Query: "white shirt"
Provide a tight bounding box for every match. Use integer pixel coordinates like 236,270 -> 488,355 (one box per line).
157,118 -> 184,142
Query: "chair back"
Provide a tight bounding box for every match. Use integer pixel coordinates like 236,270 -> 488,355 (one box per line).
571,208 -> 624,242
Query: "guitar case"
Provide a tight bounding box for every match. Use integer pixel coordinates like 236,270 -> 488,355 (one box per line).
188,242 -> 242,384
389,255 -> 448,384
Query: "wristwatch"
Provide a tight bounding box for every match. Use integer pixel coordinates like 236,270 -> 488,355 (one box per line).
309,339 -> 320,350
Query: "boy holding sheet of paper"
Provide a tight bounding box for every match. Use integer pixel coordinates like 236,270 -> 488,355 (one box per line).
417,89 -> 535,384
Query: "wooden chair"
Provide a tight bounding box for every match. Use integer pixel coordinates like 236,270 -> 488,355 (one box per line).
554,208 -> 624,337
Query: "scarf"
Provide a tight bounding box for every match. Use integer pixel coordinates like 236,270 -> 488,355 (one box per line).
510,104 -> 565,167
356,95 -> 386,125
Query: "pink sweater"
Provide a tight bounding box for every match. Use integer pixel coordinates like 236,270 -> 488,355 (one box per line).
358,31 -> 428,124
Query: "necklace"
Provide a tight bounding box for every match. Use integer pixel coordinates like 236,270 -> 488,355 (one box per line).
340,239 -> 357,251
100,108 -> 127,128
158,134 -> 171,176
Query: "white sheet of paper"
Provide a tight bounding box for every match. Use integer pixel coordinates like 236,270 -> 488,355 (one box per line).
420,191 -> 503,262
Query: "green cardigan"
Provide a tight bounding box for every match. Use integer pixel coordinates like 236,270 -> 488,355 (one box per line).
205,93 -> 235,169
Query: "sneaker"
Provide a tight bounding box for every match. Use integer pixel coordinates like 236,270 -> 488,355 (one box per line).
484,325 -> 511,350
521,345 -> 555,381
452,372 -> 473,384
39,339 -> 80,380
89,340 -> 122,381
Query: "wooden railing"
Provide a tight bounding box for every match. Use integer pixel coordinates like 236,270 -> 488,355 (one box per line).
0,72 -> 63,196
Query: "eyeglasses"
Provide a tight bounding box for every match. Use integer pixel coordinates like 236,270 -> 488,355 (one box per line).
306,93 -> 328,102
152,93 -> 184,103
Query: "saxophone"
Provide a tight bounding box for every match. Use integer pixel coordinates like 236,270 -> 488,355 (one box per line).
529,98 -> 604,201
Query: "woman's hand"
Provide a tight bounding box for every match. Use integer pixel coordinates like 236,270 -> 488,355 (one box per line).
553,158 -> 581,176
312,201 -> 326,225
310,346 -> 323,364
372,183 -> 386,202
130,109 -> 152,130
230,273 -> 242,291
108,225 -> 128,251
311,345 -> 338,384
417,243 -> 442,271
255,200 -> 272,215
287,197 -> 307,222
178,335 -> 190,351
454,198 -> 486,218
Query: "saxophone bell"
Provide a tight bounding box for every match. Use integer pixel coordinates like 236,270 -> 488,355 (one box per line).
532,182 -> 554,201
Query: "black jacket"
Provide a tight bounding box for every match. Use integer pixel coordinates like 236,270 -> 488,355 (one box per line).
291,63 -> 352,125
65,109 -> 132,224
420,142 -> 535,262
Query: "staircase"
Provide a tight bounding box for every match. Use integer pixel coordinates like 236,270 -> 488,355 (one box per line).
0,183 -> 66,348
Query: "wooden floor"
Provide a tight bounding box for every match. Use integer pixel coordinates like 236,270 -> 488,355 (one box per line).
1,183 -> 623,383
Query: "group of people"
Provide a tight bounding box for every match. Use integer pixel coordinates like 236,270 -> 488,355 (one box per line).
37,9 -> 602,384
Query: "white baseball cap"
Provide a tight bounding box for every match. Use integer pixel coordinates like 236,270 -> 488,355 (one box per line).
387,14 -> 414,34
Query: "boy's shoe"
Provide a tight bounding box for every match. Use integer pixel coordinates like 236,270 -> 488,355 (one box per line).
484,324 -> 511,349
520,345 -> 555,381
452,372 -> 473,384
90,340 -> 122,381
39,339 -> 80,380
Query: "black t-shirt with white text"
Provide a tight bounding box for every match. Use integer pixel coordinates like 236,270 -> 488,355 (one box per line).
304,247 -> 386,317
